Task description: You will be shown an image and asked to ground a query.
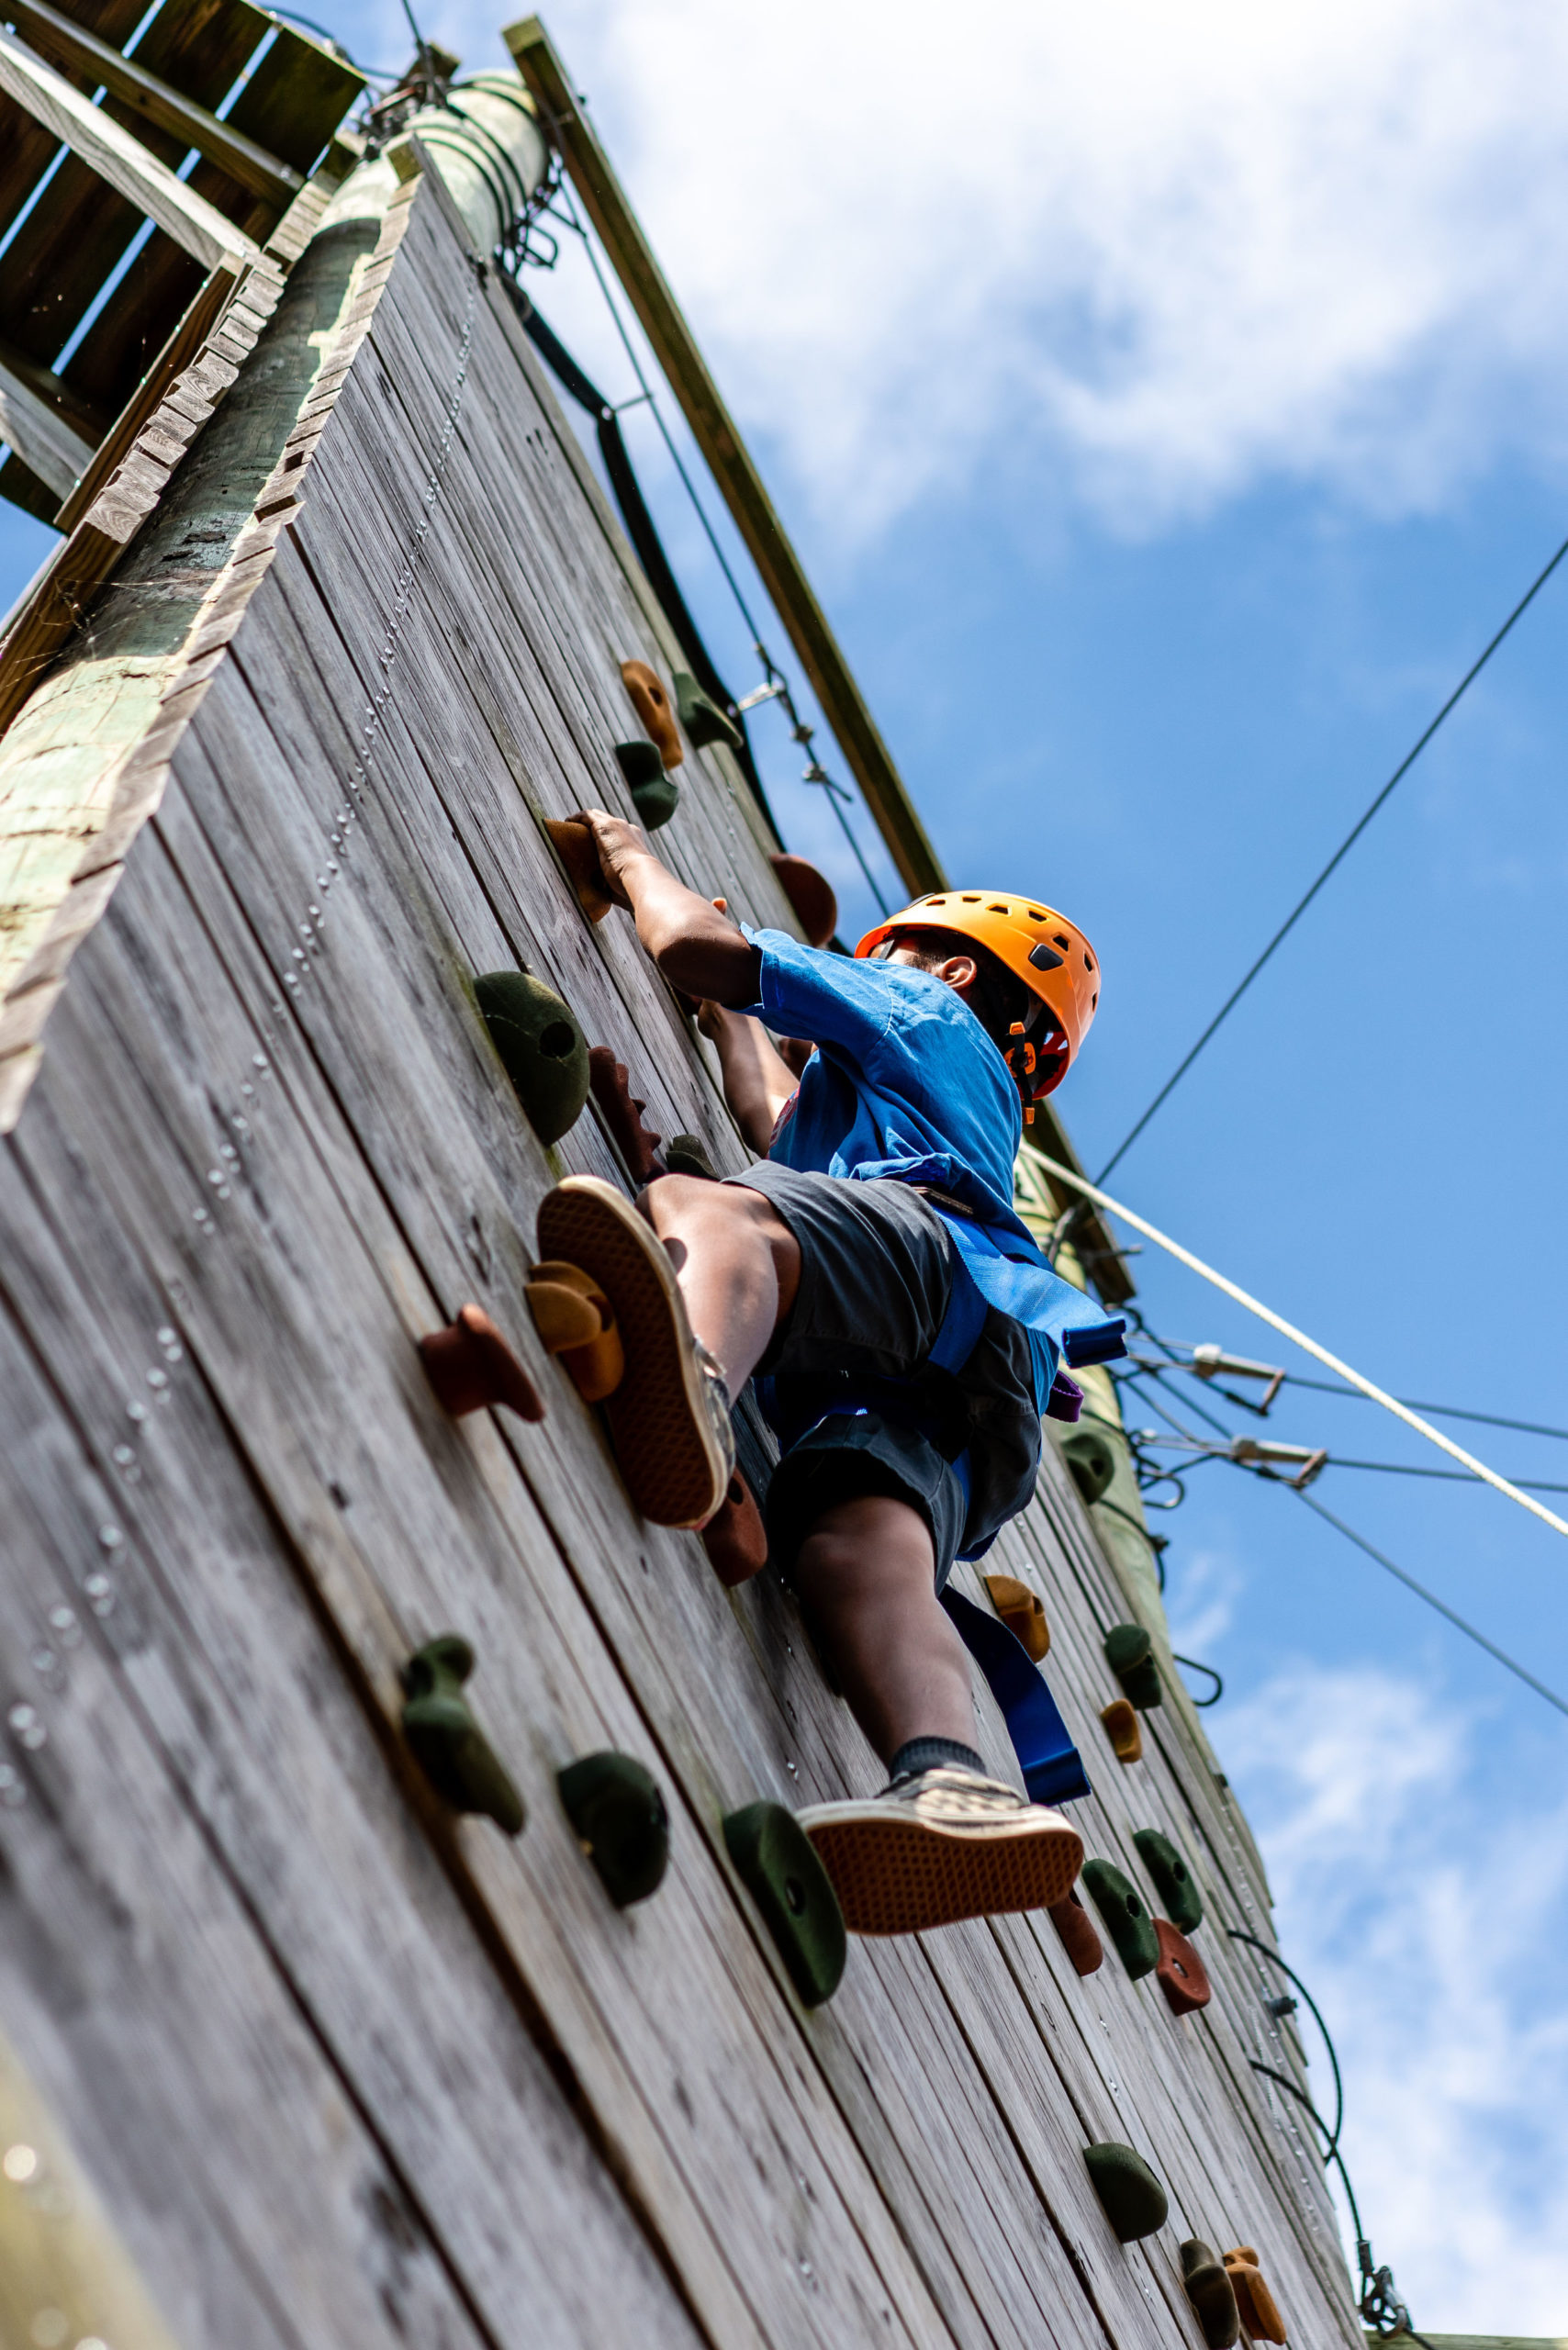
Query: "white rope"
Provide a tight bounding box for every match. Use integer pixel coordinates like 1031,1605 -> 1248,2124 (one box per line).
1037,1154 -> 1568,1544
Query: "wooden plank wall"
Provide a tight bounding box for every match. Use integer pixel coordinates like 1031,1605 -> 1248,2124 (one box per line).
0,157 -> 1365,2350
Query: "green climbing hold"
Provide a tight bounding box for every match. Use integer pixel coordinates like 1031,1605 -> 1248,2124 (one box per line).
1061,1427 -> 1116,1505
674,671 -> 744,754
631,775 -> 680,831
1180,2240 -> 1240,2348
722,1800 -> 846,2007
475,970 -> 590,1145
557,1751 -> 670,1908
1081,1856 -> 1159,1980
1083,2142 -> 1169,2243
665,1133 -> 718,1180
1133,1827 -> 1203,1933
401,1636 -> 524,1835
1104,1622 -> 1163,1710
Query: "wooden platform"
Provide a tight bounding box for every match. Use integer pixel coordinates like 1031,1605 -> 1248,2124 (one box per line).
0,149 -> 1364,2350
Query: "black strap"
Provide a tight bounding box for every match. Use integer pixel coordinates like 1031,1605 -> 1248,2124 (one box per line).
498,274 -> 781,842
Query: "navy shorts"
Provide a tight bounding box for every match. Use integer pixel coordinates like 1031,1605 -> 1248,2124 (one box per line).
728,1163 -> 1040,1585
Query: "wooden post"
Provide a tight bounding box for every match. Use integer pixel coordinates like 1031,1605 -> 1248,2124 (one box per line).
505,12 -> 945,899
0,26 -> 261,275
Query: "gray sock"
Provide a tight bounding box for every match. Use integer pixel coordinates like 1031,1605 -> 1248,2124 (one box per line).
887,1736 -> 987,1785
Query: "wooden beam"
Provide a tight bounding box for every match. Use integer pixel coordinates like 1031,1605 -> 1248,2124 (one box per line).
6,0 -> 305,203
0,336 -> 101,497
6,0 -> 303,203
0,25 -> 261,275
505,13 -> 944,899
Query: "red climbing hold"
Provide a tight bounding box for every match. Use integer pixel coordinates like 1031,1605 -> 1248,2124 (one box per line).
1155,1916 -> 1212,2016
1047,1886 -> 1104,1976
419,1304 -> 545,1421
700,1469 -> 767,1585
588,1046 -> 665,1183
769,852 -> 838,948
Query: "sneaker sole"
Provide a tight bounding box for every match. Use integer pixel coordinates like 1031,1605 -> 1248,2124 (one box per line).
800,1804 -> 1083,1936
536,1177 -> 728,1528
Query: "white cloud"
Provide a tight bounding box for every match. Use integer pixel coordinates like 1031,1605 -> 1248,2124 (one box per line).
1224,1663 -> 1568,2333
418,0 -> 1568,536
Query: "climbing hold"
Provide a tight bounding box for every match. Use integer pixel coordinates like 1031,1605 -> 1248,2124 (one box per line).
1081,1857 -> 1159,1979
665,1133 -> 719,1181
1083,2142 -> 1169,2243
613,738 -> 665,791
526,1260 -> 625,1402
588,1046 -> 665,1182
1155,1918 -> 1212,2017
620,659 -> 684,767
557,1750 -> 670,1907
1180,2241 -> 1240,2348
700,1469 -> 768,1586
1223,2250 -> 1287,2344
722,1800 -> 846,2007
544,816 -> 613,923
632,775 -> 681,832
418,1303 -> 546,1422
1046,1886 -> 1103,1975
674,670 -> 744,753
768,851 -> 838,948
1104,1623 -> 1163,1711
475,970 -> 590,1145
1061,1427 -> 1116,1505
1133,1828 -> 1203,1933
983,1573 -> 1049,1660
1100,1697 -> 1143,1763
401,1636 -> 524,1835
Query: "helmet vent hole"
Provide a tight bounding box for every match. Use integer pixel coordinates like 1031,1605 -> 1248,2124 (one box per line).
1028,908 -> 1046,921
988,901 -> 1009,913
1053,933 -> 1070,948
1092,990 -> 1099,1008
960,892 -> 980,902
1083,951 -> 1094,970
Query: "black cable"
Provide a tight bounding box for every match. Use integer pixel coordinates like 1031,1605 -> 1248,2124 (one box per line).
1292,1487 -> 1568,1718
1227,1928 -> 1345,2153
1171,1652 -> 1223,1706
498,274 -> 782,839
1326,1456 -> 1568,1493
1267,1369 -> 1568,1446
1095,529 -> 1568,1183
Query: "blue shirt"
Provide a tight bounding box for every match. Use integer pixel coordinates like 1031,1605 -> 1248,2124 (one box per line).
742,931 -> 1122,1404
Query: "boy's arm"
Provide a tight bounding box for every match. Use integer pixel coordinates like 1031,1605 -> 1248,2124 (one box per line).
699,1002 -> 799,1156
576,809 -> 761,1004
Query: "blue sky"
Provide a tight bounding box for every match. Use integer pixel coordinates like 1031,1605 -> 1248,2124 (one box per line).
6,0 -> 1566,2323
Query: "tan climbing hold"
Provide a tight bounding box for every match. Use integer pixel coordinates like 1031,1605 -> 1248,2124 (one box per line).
1100,1697 -> 1143,1763
984,1573 -> 1049,1660
1224,2250 -> 1288,2344
545,817 -> 614,922
621,659 -> 684,768
526,1259 -> 625,1402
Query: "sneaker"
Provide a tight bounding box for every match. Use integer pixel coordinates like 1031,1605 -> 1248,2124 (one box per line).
535,1176 -> 734,1527
797,1765 -> 1083,1936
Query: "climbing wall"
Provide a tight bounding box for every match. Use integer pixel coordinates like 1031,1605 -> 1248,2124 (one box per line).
0,151 -> 1365,2350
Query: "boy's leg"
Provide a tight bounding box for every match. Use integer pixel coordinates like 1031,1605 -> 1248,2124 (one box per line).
640,1175 -> 801,1394
533,1173 -> 798,1527
792,1493 -> 976,1760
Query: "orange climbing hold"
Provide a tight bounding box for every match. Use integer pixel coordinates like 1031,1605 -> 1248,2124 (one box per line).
526,1260 -> 625,1403
621,659 -> 684,768
1100,1697 -> 1143,1762
700,1469 -> 767,1585
419,1304 -> 545,1421
1224,2250 -> 1288,2344
1155,1917 -> 1212,2016
545,816 -> 613,922
984,1573 -> 1049,1660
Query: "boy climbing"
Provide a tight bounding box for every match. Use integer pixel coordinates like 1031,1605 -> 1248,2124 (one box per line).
534,811 -> 1122,1937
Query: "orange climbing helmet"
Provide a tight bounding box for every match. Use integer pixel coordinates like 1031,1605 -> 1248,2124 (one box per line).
856,889 -> 1101,1104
